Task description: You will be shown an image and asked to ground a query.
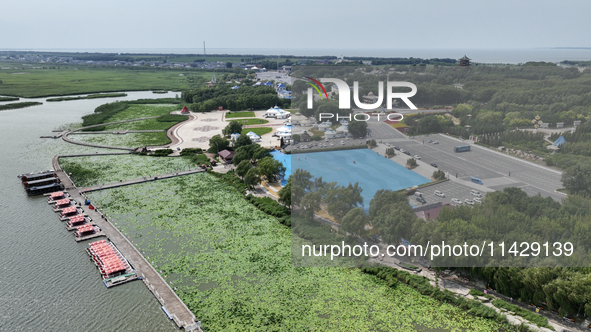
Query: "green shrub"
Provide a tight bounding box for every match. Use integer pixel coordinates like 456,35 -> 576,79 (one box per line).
469,289 -> 485,297
180,148 -> 203,156
492,299 -> 552,329
156,114 -> 189,122
150,149 -> 173,157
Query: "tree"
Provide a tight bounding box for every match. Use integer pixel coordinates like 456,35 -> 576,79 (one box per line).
223,120 -> 243,136
348,120 -> 368,138
244,168 -> 260,187
562,163 -> 591,196
406,158 -> 417,168
385,147 -> 395,157
236,160 -> 252,179
417,115 -> 441,134
300,191 -> 322,218
324,182 -> 363,221
234,134 -> 252,149
257,157 -> 286,182
252,146 -> 272,161
368,139 -> 377,148
208,134 -> 230,153
278,178 -> 291,207
433,169 -> 446,180
341,207 -> 368,238
226,62 -> 232,68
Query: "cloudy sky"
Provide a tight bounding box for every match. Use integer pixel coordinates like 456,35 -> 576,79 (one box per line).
1,0 -> 590,51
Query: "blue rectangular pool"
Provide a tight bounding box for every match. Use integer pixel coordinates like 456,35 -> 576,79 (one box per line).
291,149 -> 430,208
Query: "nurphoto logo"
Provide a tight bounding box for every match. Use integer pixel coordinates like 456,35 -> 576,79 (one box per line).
304,76 -> 418,111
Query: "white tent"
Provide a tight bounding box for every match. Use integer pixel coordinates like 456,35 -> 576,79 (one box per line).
264,106 -> 285,118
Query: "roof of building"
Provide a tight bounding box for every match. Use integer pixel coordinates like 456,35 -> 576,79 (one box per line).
218,149 -> 235,159
553,135 -> 566,146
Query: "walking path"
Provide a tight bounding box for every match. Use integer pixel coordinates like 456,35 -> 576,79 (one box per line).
52,155 -> 202,331
61,116 -> 160,151
80,168 -> 206,192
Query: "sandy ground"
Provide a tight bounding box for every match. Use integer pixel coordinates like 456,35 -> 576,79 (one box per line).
167,110 -> 293,151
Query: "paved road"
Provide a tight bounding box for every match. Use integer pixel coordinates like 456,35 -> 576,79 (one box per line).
368,121 -> 565,201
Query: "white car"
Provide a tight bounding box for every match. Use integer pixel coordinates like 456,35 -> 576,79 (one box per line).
473,197 -> 482,203
414,155 -> 421,160
470,190 -> 482,197
400,149 -> 406,153
434,190 -> 445,197
465,199 -> 474,205
451,198 -> 462,205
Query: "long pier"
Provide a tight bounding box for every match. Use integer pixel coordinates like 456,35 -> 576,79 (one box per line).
52,155 -> 202,331
80,168 -> 205,192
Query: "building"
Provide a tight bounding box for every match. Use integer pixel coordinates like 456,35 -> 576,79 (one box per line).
458,55 -> 471,66
300,131 -> 311,142
553,135 -> 566,147
290,112 -> 309,125
218,149 -> 235,163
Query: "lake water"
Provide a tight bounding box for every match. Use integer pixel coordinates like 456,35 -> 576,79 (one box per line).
0,91 -> 181,331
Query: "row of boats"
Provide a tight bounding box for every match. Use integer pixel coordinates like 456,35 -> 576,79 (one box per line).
86,239 -> 134,284
18,170 -> 63,196
46,190 -> 103,242
46,190 -> 137,286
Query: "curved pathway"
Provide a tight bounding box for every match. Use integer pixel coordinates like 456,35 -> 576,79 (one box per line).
62,116 -> 160,150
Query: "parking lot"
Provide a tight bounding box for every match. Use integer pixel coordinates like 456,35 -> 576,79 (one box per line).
368,121 -> 565,202
285,138 -> 367,151
408,181 -> 486,207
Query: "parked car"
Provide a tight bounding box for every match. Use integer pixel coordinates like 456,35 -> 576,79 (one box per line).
430,163 -> 438,168
416,196 -> 426,204
473,197 -> 482,203
393,146 -> 400,150
433,141 -> 439,144
414,192 -> 423,197
434,190 -> 445,197
400,148 -> 406,153
470,190 -> 482,197
465,199 -> 475,205
414,155 -> 421,160
427,139 -> 434,143
451,198 -> 462,205
404,151 -> 411,156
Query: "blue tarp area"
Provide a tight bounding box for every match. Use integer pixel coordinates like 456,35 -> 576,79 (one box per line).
553,135 -> 566,146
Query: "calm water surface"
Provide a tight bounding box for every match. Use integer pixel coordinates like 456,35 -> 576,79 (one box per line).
0,91 -> 181,331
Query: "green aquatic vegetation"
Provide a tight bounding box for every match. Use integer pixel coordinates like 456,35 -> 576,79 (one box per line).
68,131 -> 170,148
84,174 -> 519,331
60,154 -> 195,187
0,101 -> 43,111
46,92 -> 127,102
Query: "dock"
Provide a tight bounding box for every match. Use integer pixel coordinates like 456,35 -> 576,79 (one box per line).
74,230 -> 106,242
51,155 -> 201,331
80,168 -> 206,193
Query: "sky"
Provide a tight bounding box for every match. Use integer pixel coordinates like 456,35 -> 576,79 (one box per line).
1,0 -> 590,51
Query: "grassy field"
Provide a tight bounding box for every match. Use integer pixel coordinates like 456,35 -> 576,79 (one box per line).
0,63 -> 215,97
230,118 -> 268,125
242,127 -> 272,136
225,111 -> 255,118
